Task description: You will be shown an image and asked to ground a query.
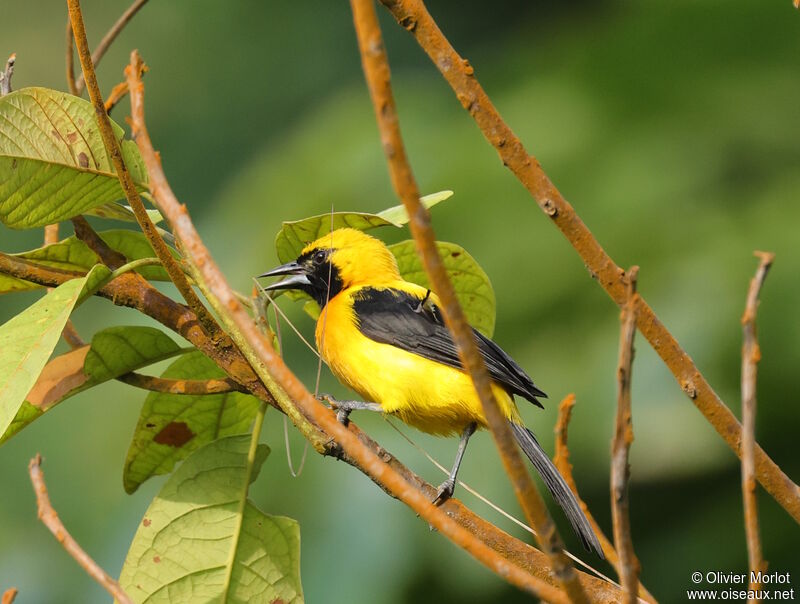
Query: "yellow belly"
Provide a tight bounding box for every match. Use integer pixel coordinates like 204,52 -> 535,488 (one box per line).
316,287 -> 521,436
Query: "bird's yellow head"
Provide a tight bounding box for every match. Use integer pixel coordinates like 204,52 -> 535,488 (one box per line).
260,228 -> 400,307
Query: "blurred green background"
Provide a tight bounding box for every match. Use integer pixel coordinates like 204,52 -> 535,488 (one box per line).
2,0 -> 799,602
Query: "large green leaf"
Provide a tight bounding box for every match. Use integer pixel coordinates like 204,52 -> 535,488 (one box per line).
0,269 -> 99,436
275,190 -> 452,263
123,351 -> 260,494
389,240 -> 496,337
0,87 -> 148,228
120,435 -> 303,604
0,229 -> 174,294
0,326 -> 188,445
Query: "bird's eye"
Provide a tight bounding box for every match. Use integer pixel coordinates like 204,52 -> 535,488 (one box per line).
313,250 -> 327,264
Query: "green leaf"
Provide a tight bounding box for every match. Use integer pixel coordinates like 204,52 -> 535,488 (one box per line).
0,326 -> 188,445
0,268 -> 103,436
0,229 -> 174,294
85,202 -> 163,224
119,435 -> 303,604
0,87 -> 148,229
84,326 -> 184,382
389,240 -> 496,337
375,190 -> 452,225
275,190 -> 453,263
123,351 -> 260,493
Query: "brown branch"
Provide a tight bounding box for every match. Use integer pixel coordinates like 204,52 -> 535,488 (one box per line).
554,394 -> 657,604
67,1 -> 226,350
741,251 -> 774,591
611,268 -> 640,603
377,0 -> 800,526
350,2 -> 588,600
28,455 -> 133,604
71,216 -> 127,268
117,372 -> 248,394
122,49 -> 609,604
73,0 -> 149,95
0,250 -> 623,603
0,252 -> 268,403
0,53 -> 16,96
1,589 -> 17,604
65,21 -> 78,95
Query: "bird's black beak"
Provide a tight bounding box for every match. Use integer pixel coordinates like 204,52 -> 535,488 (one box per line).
258,261 -> 311,291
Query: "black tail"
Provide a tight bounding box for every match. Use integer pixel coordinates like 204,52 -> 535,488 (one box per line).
509,422 -> 604,558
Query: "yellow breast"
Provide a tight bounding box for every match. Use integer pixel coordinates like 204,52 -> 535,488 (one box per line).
315,285 -> 521,436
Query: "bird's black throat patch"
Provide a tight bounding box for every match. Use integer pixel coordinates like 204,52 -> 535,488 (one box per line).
296,248 -> 343,308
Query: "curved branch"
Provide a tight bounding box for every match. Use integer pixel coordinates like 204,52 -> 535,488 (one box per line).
117,372 -> 248,394
741,251 -> 774,590
349,2 -> 588,601
0,252 -> 269,404
73,0 -> 149,95
377,0 -> 800,525
29,455 -> 133,604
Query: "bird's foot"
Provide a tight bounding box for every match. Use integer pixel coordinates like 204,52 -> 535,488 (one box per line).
432,478 -> 455,506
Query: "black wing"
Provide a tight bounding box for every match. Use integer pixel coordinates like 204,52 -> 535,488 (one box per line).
352,287 -> 546,407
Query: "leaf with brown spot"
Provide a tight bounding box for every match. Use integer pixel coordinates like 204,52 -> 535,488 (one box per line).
123,351 -> 260,493
153,421 -> 195,447
0,87 -> 148,229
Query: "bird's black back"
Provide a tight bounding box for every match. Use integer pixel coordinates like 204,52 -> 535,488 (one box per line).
351,287 -> 547,407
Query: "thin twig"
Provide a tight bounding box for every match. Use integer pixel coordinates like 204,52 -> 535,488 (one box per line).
377,0 -> 800,525
125,49 -> 589,604
73,0 -> 149,95
0,53 -> 16,96
349,1 -> 587,600
104,81 -> 129,114
1,589 -> 17,604
117,372 -> 248,394
741,251 -> 774,593
66,21 -> 78,95
554,394 -> 657,604
28,455 -> 133,604
611,268 -> 640,604
67,5 -> 226,347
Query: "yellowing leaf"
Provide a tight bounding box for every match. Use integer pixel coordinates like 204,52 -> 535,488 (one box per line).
0,272 -> 93,436
0,326 -> 187,445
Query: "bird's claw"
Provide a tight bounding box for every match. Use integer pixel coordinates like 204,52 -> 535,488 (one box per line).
432,478 -> 455,506
336,408 -> 352,426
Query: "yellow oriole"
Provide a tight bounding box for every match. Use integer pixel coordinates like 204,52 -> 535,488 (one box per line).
261,227 -> 602,556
